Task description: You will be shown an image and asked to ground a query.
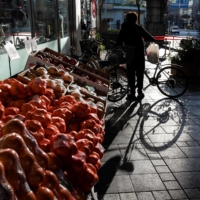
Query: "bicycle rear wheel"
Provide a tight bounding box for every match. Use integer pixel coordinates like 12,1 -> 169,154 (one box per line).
156,66 -> 188,98
107,66 -> 129,102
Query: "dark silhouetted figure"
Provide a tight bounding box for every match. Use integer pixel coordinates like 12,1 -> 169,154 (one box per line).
116,12 -> 155,100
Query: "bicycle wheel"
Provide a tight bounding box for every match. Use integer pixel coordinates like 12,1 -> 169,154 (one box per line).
107,66 -> 129,102
156,66 -> 188,98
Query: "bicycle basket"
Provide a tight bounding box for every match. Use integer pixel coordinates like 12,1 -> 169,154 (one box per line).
106,45 -> 135,64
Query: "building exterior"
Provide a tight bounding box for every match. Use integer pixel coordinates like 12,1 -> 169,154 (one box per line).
101,2 -> 146,29
167,0 -> 200,29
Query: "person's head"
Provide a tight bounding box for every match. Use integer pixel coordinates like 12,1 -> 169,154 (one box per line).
126,12 -> 137,24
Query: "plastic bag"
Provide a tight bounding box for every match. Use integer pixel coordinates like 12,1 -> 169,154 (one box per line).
146,43 -> 159,64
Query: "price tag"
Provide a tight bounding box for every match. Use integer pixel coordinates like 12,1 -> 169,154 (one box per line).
4,42 -> 20,60
24,39 -> 32,54
31,38 -> 38,51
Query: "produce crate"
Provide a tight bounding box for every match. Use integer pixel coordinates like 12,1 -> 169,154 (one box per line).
41,47 -> 109,81
70,80 -> 107,120
70,67 -> 109,93
76,62 -> 109,81
17,65 -> 70,98
17,68 -> 32,84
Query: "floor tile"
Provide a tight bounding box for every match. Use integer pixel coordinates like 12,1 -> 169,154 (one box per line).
119,192 -> 138,200
184,189 -> 200,199
180,146 -> 200,157
130,174 -> 166,192
160,173 -> 176,181
157,147 -> 187,159
155,166 -> 170,173
173,172 -> 200,188
152,191 -> 172,200
101,145 -> 122,162
151,159 -> 166,166
164,181 -> 182,190
120,147 -> 149,161
137,192 -> 154,200
95,175 -> 134,194
168,190 -> 188,199
98,194 -> 120,200
165,158 -> 200,172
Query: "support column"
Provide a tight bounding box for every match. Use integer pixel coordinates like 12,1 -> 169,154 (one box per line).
146,0 -> 167,36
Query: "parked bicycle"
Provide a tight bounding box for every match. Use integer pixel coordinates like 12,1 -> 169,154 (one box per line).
143,59 -> 188,98
69,40 -> 134,102
70,39 -> 188,100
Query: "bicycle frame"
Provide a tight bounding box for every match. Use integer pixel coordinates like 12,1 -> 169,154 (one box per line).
143,61 -> 162,90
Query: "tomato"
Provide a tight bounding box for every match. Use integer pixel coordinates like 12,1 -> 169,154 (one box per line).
0,101 -> 5,119
46,152 -> 63,172
41,170 -> 59,190
70,150 -> 87,173
51,117 -> 66,133
58,95 -> 76,105
45,124 -> 60,136
52,134 -> 78,157
20,103 -> 36,116
24,120 -> 44,143
35,186 -> 55,200
27,166 -> 45,188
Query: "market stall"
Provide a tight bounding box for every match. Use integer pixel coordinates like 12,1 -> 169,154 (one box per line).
0,48 -> 109,200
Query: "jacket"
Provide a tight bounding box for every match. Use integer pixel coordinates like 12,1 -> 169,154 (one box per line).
116,22 -> 155,53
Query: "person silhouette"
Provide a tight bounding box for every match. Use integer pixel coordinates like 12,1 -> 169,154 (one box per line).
116,12 -> 155,100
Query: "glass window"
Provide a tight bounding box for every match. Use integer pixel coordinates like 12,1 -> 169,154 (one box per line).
0,0 -> 31,53
58,0 -> 69,38
34,0 -> 58,44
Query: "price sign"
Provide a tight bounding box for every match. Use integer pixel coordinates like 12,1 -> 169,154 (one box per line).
24,38 -> 32,54
4,42 -> 20,60
31,38 -> 38,51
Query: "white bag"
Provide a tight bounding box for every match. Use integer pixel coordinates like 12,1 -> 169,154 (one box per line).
146,42 -> 159,64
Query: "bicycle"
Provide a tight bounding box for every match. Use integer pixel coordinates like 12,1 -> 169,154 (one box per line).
143,59 -> 188,98
70,42 -> 135,102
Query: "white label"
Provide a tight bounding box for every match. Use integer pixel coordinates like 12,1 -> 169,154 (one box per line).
24,39 -> 32,54
31,38 -> 38,51
4,42 -> 20,60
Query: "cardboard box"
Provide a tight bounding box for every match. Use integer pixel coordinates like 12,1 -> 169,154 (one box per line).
41,47 -> 110,81
17,69 -> 32,84
77,62 -> 109,81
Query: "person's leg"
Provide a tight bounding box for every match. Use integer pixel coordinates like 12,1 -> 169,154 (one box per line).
136,56 -> 145,95
126,62 -> 136,96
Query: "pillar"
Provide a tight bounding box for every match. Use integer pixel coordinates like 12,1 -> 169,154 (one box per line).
146,0 -> 167,36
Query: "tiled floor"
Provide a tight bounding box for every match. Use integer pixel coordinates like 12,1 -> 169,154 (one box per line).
93,59 -> 200,200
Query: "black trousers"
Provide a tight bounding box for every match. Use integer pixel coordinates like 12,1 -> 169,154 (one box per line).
127,52 -> 145,95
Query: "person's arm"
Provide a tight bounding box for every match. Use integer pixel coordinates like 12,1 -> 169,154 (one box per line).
139,26 -> 155,42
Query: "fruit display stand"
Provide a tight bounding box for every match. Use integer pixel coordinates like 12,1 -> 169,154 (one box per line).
0,76 -> 106,199
0,47 -> 111,199
17,63 -> 107,121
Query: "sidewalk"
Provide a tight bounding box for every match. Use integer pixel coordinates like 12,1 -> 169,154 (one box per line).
93,48 -> 200,200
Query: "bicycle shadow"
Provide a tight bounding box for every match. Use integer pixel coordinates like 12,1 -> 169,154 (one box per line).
103,99 -> 140,147
138,97 -> 187,152
94,99 -> 150,199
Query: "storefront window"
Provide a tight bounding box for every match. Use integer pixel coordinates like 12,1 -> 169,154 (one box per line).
34,0 -> 58,44
0,0 -> 71,80
58,0 -> 69,39
0,0 -> 31,53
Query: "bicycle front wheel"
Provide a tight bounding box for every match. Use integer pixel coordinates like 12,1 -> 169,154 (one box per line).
156,66 -> 188,98
108,66 -> 129,102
